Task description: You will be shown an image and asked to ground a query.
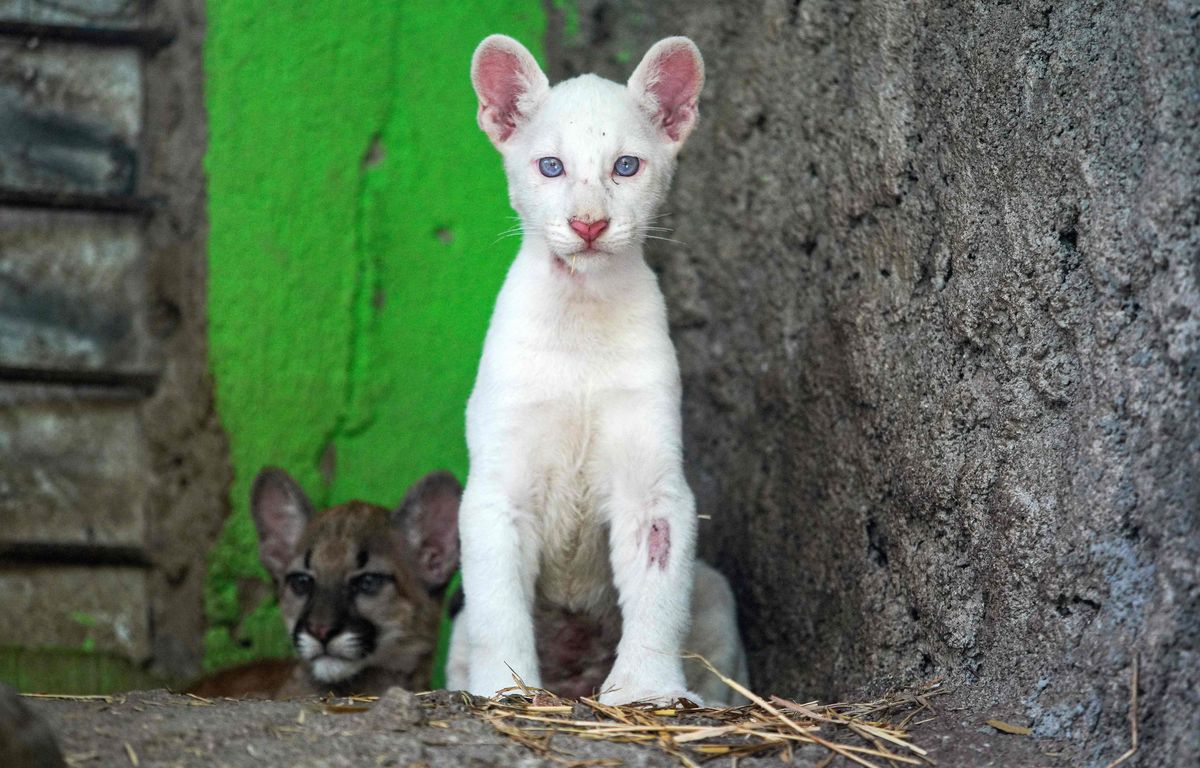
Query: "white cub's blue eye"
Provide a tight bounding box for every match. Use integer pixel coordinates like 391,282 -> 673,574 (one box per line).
538,157 -> 564,177
614,155 -> 640,177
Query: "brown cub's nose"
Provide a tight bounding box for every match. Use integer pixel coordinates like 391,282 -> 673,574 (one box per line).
306,622 -> 334,642
569,218 -> 609,244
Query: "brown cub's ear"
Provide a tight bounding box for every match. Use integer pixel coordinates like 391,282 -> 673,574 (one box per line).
392,470 -> 462,590
250,467 -> 314,582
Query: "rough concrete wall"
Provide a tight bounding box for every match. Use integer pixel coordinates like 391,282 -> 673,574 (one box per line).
142,0 -> 233,680
550,1 -> 1198,764
0,0 -> 228,688
202,0 -> 546,670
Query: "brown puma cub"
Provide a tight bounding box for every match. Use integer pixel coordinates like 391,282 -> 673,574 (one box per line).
191,467 -> 461,698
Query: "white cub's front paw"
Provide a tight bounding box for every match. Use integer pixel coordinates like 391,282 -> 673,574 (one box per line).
469,668 -> 530,699
597,673 -> 704,706
597,685 -> 703,707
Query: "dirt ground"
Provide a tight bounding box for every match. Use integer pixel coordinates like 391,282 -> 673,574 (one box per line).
22,686 -> 1085,768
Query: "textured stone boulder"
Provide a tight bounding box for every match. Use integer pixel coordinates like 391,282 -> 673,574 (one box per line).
0,684 -> 65,768
551,1 -> 1197,765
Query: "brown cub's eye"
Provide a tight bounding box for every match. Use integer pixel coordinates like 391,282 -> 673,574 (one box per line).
350,573 -> 392,597
285,573 -> 314,597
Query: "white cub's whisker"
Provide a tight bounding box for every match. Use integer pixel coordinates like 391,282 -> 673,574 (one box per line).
493,222 -> 546,245
634,222 -> 686,245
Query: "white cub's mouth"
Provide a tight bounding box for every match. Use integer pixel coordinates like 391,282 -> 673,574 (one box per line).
545,218 -> 653,268
546,230 -> 610,259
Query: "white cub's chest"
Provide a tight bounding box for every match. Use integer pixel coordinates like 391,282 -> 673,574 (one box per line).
469,263 -> 680,609
522,394 -> 613,610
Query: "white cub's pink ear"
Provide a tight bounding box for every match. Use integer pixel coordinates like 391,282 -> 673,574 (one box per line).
628,37 -> 705,148
471,35 -> 549,148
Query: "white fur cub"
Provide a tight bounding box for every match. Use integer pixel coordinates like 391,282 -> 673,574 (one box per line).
451,34 -> 747,705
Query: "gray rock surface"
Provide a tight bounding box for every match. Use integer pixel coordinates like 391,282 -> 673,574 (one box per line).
29,689 -> 1061,767
0,684 -> 65,768
550,2 -> 1198,765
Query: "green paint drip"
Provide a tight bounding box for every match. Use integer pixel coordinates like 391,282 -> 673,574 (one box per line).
204,1 -> 546,670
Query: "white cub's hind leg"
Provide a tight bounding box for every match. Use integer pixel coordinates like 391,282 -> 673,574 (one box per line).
459,481 -> 541,696
684,562 -> 749,706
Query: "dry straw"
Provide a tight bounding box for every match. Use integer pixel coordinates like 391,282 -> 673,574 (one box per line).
470,655 -> 944,768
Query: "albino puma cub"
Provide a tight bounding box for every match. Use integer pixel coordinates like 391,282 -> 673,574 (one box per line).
449,35 -> 747,705
198,467 -> 462,697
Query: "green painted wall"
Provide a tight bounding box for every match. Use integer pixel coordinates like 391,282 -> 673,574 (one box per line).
204,1 -> 546,669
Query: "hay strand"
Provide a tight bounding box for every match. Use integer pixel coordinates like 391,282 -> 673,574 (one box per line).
472,654 -> 942,767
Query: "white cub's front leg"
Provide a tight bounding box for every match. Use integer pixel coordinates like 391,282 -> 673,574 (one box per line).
458,481 -> 541,696
445,612 -> 470,692
602,482 -> 698,704
597,421 -> 699,705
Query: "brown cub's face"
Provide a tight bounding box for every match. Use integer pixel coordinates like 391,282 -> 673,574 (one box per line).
251,469 -> 461,685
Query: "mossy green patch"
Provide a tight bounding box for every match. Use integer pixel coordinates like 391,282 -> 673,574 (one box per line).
0,647 -> 168,694
203,1 -> 545,669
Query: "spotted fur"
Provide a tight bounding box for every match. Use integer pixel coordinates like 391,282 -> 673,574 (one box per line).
229,467 -> 462,697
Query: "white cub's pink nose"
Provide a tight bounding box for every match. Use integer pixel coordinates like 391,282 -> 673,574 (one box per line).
569,218 -> 609,244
